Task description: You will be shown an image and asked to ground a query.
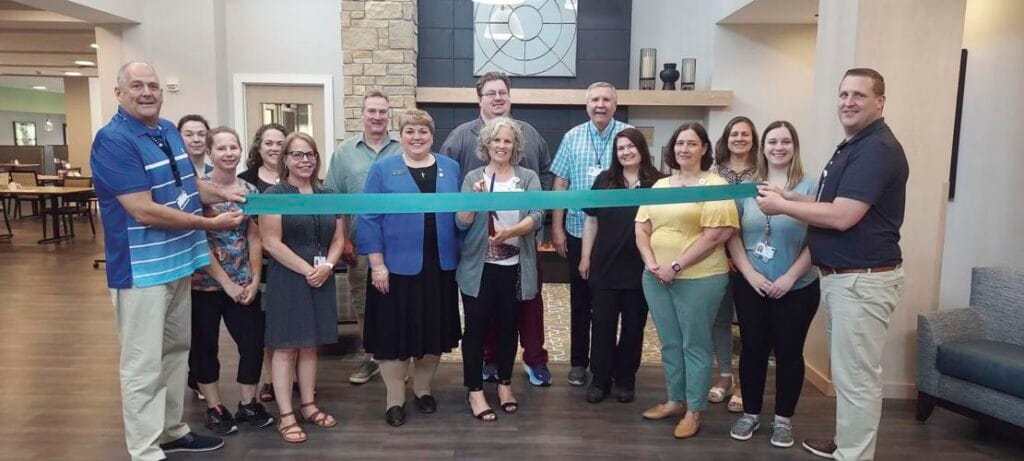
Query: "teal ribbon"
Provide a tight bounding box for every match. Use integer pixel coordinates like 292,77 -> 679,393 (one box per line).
242,183 -> 756,215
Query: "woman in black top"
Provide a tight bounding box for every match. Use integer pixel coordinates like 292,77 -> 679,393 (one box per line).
236,123 -> 288,403
238,123 -> 288,193
579,127 -> 665,403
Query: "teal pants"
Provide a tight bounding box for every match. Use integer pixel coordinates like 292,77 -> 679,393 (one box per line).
642,272 -> 728,411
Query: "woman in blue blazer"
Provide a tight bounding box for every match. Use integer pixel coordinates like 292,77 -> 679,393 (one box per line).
357,109 -> 462,427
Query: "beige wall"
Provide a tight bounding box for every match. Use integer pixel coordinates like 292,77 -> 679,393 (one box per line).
939,0 -> 1024,309
804,0 -> 967,399
63,77 -> 92,175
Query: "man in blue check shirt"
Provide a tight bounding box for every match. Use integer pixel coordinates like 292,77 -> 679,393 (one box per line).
550,82 -> 632,386
91,61 -> 245,461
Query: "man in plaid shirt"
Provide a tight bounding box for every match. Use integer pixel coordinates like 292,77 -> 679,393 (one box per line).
550,82 -> 632,386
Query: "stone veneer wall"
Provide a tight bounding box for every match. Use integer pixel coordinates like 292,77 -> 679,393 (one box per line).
341,0 -> 418,136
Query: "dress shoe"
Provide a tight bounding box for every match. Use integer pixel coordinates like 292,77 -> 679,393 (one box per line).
801,438 -> 837,459
385,405 -> 406,427
586,384 -> 609,404
642,403 -> 687,420
673,413 -> 700,439
413,394 -> 437,414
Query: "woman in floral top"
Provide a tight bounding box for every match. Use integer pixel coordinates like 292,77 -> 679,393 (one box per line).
708,116 -> 760,413
189,126 -> 273,435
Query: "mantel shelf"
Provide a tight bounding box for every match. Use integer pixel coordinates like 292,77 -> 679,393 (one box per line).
415,87 -> 732,107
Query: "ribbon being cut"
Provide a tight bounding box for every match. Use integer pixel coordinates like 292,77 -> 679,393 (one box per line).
241,183 -> 756,215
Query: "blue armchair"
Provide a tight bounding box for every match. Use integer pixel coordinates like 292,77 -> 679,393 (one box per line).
916,266 -> 1024,428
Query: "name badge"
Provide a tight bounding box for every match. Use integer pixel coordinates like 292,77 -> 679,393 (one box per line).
313,256 -> 328,267
586,165 -> 602,177
754,242 -> 776,262
176,190 -> 190,210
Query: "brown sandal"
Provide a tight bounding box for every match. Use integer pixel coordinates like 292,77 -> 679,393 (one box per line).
277,411 -> 307,443
300,401 -> 338,427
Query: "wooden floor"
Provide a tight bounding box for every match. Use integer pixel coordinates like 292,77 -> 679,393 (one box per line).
0,215 -> 1021,460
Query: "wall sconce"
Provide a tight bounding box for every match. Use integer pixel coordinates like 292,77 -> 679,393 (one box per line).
639,48 -> 657,90
44,117 -> 54,132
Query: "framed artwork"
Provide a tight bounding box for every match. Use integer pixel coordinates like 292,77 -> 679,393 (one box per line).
474,0 -> 578,77
13,121 -> 37,146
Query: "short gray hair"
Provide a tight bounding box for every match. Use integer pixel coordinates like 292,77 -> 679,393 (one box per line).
476,117 -> 523,166
585,81 -> 617,102
116,61 -> 157,87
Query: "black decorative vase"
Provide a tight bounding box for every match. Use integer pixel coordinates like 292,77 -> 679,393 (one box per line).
660,63 -> 680,90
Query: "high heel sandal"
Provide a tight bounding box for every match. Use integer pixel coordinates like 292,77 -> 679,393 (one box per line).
467,389 -> 496,422
277,411 -> 307,443
498,381 -> 518,414
300,401 -> 337,428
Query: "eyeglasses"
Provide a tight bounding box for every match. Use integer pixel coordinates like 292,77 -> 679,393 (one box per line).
481,90 -> 509,99
287,151 -> 318,161
616,143 -> 636,152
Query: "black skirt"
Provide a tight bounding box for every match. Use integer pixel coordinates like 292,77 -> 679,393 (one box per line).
362,211 -> 462,360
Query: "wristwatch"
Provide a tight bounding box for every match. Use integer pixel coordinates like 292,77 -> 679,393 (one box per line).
671,261 -> 682,273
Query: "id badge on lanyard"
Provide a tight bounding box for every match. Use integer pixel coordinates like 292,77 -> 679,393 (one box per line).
753,217 -> 776,262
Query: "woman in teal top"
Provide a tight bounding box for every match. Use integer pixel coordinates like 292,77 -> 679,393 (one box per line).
725,120 -> 819,449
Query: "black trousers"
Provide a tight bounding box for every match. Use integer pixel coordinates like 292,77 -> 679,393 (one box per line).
733,275 -> 820,417
189,290 -> 265,385
566,234 -> 593,368
461,264 -> 520,389
589,288 -> 648,391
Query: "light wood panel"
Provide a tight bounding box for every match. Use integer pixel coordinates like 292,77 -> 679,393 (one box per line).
416,87 -> 733,107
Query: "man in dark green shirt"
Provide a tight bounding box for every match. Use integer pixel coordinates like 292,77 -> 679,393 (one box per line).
325,89 -> 402,384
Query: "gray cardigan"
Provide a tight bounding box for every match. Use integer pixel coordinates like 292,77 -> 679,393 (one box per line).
455,166 -> 544,300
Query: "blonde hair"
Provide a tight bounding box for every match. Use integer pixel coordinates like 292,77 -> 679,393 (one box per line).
276,132 -> 322,188
754,120 -> 805,190
475,117 -> 523,166
398,109 -> 434,134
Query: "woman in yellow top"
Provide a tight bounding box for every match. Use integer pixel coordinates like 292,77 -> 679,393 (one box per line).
635,122 -> 739,439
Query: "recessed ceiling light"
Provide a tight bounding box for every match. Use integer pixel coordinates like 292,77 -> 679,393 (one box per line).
32,86 -> 47,90
64,71 -> 82,76
90,43 -> 98,49
74,60 -> 95,66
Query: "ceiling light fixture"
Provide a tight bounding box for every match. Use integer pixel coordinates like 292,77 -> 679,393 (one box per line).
74,60 -> 95,66
64,71 -> 82,76
32,85 -> 47,90
90,43 -> 98,49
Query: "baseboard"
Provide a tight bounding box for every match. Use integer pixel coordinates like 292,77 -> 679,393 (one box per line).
806,363 -> 835,397
883,382 -> 917,400
806,364 -> 916,400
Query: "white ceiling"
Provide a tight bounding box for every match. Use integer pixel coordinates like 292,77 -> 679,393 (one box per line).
0,0 -> 98,78
718,0 -> 819,24
0,74 -> 65,92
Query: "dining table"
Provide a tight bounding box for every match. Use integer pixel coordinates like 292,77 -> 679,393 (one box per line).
1,185 -> 94,244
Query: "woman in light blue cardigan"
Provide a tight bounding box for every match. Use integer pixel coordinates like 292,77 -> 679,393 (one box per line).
455,117 -> 543,421
357,109 -> 462,427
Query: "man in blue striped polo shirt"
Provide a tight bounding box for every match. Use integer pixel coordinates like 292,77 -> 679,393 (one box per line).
91,61 -> 245,461
551,82 -> 632,386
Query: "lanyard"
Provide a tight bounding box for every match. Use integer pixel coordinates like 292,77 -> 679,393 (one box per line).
148,134 -> 183,188
587,122 -> 613,168
761,216 -> 772,244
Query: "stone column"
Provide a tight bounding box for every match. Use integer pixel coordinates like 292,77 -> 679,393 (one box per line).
341,0 -> 417,136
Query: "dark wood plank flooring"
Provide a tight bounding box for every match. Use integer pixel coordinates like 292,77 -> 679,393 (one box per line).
0,216 -> 1020,460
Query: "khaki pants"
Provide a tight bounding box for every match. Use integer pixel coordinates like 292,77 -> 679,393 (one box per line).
347,255 -> 368,316
822,268 -> 904,461
111,277 -> 192,461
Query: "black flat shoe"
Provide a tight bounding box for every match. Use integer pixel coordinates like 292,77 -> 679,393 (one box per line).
617,388 -> 635,403
385,405 -> 406,427
413,394 -> 437,414
586,384 -> 609,404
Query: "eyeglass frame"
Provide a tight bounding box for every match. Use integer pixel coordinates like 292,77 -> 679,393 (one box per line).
286,150 -> 319,161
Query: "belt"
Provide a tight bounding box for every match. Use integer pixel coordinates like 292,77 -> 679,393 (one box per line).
818,265 -> 899,276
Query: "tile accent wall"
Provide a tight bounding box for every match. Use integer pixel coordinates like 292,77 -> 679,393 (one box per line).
417,0 -> 632,152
